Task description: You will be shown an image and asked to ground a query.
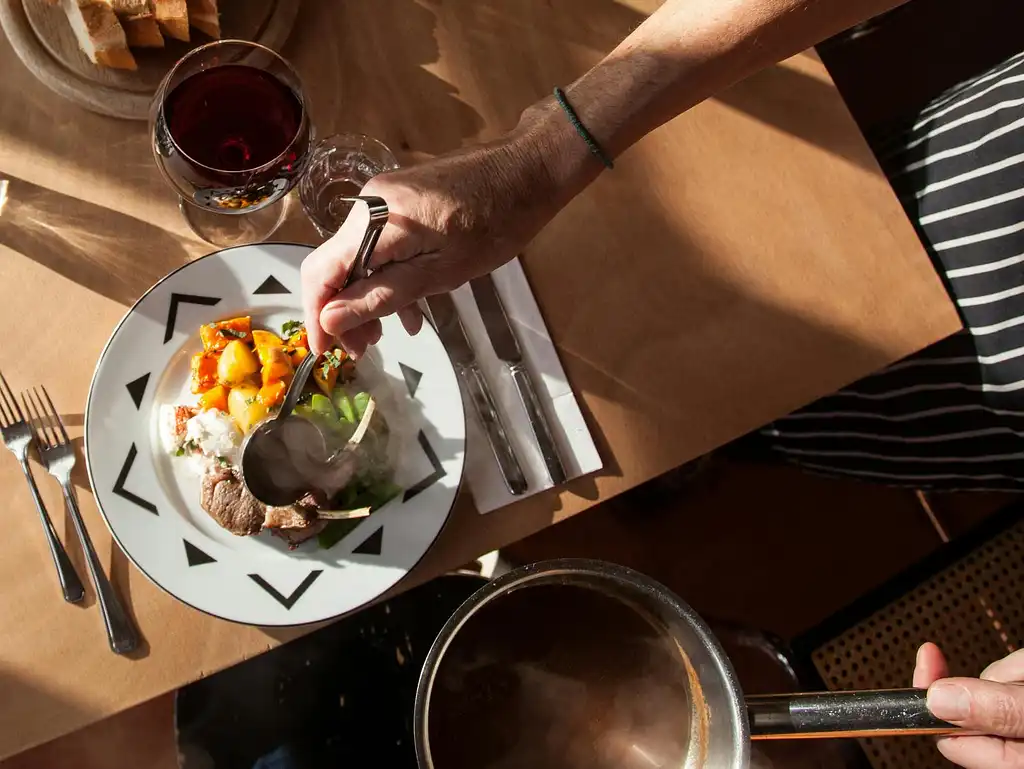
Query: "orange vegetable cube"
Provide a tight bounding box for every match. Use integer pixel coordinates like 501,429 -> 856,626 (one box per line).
190,352 -> 219,394
198,385 -> 229,412
200,317 -> 253,352
252,329 -> 284,350
258,380 -> 288,408
287,346 -> 310,368
260,346 -> 294,386
287,329 -> 309,351
313,348 -> 346,396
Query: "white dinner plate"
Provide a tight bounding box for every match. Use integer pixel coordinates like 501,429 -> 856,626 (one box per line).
85,243 -> 465,626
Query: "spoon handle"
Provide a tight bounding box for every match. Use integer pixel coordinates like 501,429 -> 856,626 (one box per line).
278,353 -> 318,420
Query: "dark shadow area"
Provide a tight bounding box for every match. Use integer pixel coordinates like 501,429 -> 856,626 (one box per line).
0,176 -> 192,307
818,0 -> 1024,134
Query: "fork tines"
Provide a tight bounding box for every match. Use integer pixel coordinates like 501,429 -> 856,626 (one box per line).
22,386 -> 71,449
0,371 -> 25,428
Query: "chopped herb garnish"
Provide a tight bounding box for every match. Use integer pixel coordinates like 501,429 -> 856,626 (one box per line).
218,327 -> 247,339
282,320 -> 305,337
174,447 -> 185,457
183,439 -> 199,452
245,396 -> 257,405
216,455 -> 231,467
321,349 -> 343,379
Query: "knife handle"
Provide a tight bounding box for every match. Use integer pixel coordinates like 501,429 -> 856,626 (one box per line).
460,363 -> 528,495
510,363 -> 567,485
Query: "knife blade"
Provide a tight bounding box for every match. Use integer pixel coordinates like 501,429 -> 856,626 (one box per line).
470,274 -> 567,486
426,292 -> 528,495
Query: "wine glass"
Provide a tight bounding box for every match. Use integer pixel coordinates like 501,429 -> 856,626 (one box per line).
150,40 -> 313,247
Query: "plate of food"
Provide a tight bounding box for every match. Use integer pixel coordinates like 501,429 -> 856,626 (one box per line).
85,243 -> 466,626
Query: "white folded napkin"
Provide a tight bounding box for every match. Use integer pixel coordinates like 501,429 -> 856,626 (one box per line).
446,259 -> 603,514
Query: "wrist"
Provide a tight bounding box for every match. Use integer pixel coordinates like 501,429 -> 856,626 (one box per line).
508,95 -> 607,209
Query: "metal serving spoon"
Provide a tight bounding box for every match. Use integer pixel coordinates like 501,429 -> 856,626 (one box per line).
240,195 -> 388,506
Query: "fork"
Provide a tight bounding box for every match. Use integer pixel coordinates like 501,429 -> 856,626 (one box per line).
23,386 -> 139,655
0,373 -> 84,604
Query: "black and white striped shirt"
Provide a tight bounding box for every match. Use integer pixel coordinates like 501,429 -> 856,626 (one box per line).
767,50 -> 1024,490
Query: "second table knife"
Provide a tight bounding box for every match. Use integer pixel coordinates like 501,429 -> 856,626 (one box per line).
470,274 -> 568,486
426,292 -> 528,495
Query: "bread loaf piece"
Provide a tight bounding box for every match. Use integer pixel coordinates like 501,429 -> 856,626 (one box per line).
102,0 -> 164,47
153,0 -> 189,41
63,0 -> 137,70
186,0 -> 219,39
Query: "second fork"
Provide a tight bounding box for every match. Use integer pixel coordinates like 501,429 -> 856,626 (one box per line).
24,386 -> 140,655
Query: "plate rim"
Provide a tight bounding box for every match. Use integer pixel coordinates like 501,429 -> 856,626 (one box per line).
84,241 -> 466,627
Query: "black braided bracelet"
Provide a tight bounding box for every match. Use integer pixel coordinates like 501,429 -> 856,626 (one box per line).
553,86 -> 614,170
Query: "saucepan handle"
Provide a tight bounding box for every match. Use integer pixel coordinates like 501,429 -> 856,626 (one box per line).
747,688 -> 960,739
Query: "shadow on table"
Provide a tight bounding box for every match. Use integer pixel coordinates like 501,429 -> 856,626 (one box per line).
0,668 -> 92,764
0,175 -> 191,308
0,689 -> 175,769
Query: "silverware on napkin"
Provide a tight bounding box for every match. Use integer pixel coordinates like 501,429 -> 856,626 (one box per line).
0,373 -> 85,603
426,292 -> 528,496
23,386 -> 140,655
470,274 -> 567,486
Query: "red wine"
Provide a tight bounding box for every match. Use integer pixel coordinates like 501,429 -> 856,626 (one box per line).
165,65 -> 303,171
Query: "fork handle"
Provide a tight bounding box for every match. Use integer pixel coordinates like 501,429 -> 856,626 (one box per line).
19,458 -> 85,604
61,482 -> 140,655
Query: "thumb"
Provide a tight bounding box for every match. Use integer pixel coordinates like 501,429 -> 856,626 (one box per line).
301,207 -> 421,354
928,678 -> 1024,737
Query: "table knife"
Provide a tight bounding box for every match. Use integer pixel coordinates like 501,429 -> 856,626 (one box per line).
470,275 -> 568,486
426,292 -> 528,496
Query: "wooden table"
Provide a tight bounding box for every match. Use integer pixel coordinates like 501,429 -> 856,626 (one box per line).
0,0 -> 961,763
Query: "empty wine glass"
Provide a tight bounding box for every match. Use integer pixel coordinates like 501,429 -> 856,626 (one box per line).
299,133 -> 399,238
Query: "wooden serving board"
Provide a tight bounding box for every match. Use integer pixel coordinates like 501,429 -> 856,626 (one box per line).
0,0 -> 299,120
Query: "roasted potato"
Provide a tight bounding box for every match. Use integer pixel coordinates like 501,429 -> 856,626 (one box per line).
190,352 -> 219,394
227,384 -> 267,433
198,384 -> 229,412
217,340 -> 260,386
258,380 -> 287,408
252,330 -> 284,350
200,317 -> 252,352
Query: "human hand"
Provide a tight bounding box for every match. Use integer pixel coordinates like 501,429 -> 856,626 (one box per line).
301,101 -> 595,358
915,642 -> 1024,768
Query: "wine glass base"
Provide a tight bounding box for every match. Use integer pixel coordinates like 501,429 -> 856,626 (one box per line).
180,197 -> 289,248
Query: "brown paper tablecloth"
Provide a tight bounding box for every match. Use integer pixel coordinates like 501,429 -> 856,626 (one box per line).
0,0 -> 960,760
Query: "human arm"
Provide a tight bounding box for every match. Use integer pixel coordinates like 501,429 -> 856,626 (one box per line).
302,0 -> 910,355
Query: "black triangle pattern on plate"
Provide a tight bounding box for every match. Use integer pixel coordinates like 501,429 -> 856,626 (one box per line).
403,430 -> 445,502
113,444 -> 158,515
183,539 -> 216,566
164,293 -> 221,343
253,275 -> 291,295
125,373 -> 150,409
399,363 -> 423,398
249,571 -> 323,610
351,525 -> 383,556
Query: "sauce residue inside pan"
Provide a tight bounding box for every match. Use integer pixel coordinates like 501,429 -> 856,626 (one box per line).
427,583 -> 695,769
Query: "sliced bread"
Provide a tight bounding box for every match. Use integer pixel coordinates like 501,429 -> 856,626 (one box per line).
186,0 -> 219,39
122,12 -> 165,47
152,0 -> 189,42
62,0 -> 137,70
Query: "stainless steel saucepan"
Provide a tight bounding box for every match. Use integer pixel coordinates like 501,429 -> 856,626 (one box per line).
414,559 -> 963,769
